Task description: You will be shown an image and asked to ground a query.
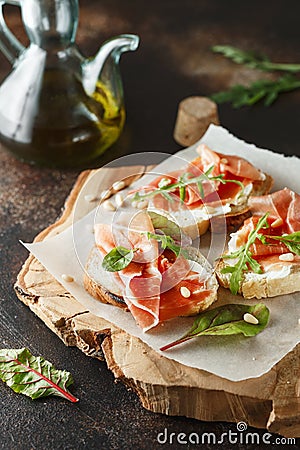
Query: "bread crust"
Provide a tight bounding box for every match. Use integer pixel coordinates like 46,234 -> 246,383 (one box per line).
211,173 -> 273,234
216,258 -> 300,299
84,246 -> 219,316
83,273 -> 127,309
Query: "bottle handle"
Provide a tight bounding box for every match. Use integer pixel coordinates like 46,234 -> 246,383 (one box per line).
0,0 -> 25,64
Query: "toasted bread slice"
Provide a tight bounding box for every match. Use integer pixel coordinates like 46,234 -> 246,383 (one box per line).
83,246 -> 128,309
216,257 -> 300,299
142,173 -> 273,240
84,245 -> 219,316
209,173 -> 273,234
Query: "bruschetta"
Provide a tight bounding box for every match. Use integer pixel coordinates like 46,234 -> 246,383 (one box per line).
84,211 -> 218,331
128,144 -> 273,238
216,188 -> 300,298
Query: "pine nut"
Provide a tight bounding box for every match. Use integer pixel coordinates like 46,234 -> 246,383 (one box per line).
100,189 -> 111,200
243,313 -> 259,325
271,217 -> 283,228
158,177 -> 171,188
180,286 -> 191,298
84,194 -> 97,203
137,200 -> 148,209
279,253 -> 295,262
102,200 -> 116,211
112,180 -> 126,191
115,193 -> 124,207
62,274 -> 74,282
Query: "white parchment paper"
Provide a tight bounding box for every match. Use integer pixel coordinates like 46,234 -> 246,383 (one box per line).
23,125 -> 300,381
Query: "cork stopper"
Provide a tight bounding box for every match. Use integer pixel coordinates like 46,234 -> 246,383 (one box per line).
173,96 -> 219,147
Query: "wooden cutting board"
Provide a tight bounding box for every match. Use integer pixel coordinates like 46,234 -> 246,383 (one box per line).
14,165 -> 300,438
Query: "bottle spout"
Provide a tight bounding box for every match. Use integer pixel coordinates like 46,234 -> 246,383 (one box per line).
82,34 -> 139,96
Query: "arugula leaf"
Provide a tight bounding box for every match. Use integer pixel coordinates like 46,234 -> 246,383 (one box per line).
212,45 -> 300,73
145,231 -> 183,257
260,231 -> 300,256
0,348 -> 78,402
102,246 -> 135,272
160,303 -> 270,351
211,45 -> 300,108
101,213 -> 192,272
279,232 -> 300,255
221,213 -> 269,295
131,166 -> 244,203
211,74 -> 300,108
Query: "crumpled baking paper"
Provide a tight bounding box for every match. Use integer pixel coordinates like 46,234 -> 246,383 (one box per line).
23,125 -> 300,382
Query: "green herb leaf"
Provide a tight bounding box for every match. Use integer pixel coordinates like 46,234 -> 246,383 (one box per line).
280,232 -> 300,255
131,166 -> 244,203
148,211 -> 181,239
211,74 -> 300,108
179,185 -> 186,202
260,231 -> 300,256
145,232 -> 182,257
212,45 -> 300,73
0,348 -> 78,402
101,213 -> 190,273
221,213 -> 269,295
102,246 -> 135,272
160,303 -> 269,351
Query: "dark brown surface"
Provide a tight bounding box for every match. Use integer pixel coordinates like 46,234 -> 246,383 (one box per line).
0,1 -> 300,449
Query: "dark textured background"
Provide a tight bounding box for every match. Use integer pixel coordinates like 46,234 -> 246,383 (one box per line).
0,1 -> 299,449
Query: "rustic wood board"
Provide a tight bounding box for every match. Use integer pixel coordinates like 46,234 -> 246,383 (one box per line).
14,165 -> 300,438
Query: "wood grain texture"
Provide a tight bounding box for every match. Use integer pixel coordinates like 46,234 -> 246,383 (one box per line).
14,166 -> 300,438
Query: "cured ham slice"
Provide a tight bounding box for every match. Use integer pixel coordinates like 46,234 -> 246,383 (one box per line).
94,211 -> 218,331
95,211 -> 161,331
228,188 -> 300,267
195,144 -> 264,181
141,144 -> 265,210
232,216 -> 289,257
249,188 -> 300,234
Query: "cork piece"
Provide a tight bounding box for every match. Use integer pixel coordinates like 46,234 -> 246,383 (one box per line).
173,96 -> 219,146
14,165 -> 300,438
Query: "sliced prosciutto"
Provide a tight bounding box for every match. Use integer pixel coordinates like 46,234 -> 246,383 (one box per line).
94,211 -> 218,331
231,216 -> 290,257
95,211 -> 161,331
228,188 -> 300,270
249,188 -> 300,234
142,144 -> 266,210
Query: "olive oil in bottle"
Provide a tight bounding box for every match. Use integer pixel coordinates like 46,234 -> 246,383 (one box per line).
0,67 -> 125,168
0,0 -> 138,167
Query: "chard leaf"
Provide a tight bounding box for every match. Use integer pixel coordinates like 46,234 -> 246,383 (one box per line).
160,303 -> 269,351
102,246 -> 135,272
148,211 -> 181,239
0,348 -> 78,402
